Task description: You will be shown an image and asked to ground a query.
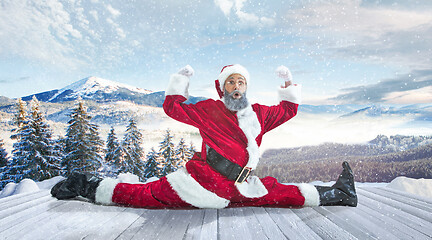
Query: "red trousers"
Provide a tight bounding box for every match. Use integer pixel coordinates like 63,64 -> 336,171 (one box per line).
112,175 -> 306,209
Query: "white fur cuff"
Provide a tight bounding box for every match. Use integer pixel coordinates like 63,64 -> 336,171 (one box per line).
166,168 -> 230,209
298,183 -> 320,207
236,176 -> 268,198
95,178 -> 119,205
278,84 -> 302,105
165,73 -> 189,98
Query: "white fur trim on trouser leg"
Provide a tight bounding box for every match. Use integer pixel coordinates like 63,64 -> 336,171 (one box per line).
298,183 -> 320,207
95,178 -> 119,205
166,168 -> 229,209
165,73 -> 189,98
278,84 -> 302,104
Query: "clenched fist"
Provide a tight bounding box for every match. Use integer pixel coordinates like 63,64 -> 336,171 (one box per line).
178,65 -> 194,77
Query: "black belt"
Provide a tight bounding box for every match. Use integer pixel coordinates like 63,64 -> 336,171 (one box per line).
206,148 -> 251,184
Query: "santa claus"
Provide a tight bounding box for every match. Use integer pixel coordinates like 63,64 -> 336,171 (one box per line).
51,64 -> 357,209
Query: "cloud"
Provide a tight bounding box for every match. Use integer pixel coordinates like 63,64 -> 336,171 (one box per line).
281,0 -> 432,69
106,4 -> 121,18
214,0 -> 233,16
0,77 -> 30,84
330,69 -> 432,104
214,0 -> 275,28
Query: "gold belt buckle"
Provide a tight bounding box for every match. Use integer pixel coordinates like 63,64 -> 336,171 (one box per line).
235,167 -> 252,185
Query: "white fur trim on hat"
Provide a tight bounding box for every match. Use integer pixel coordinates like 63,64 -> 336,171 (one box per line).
166,168 -> 230,209
218,64 -> 250,92
278,84 -> 302,105
166,73 -> 189,99
297,183 -> 320,207
95,178 -> 119,205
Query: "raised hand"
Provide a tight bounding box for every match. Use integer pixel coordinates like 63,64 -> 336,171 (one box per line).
281,80 -> 293,88
178,65 -> 194,77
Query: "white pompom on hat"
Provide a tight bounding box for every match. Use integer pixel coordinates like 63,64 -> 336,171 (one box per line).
215,64 -> 250,98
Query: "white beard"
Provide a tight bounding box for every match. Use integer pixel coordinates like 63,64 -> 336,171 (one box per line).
223,90 -> 249,111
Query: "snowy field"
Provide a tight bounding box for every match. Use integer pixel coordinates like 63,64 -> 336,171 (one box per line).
1,175 -> 431,200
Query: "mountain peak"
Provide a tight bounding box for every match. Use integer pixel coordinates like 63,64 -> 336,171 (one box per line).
58,76 -> 152,98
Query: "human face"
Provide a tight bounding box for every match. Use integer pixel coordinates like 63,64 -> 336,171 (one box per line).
224,74 -> 247,99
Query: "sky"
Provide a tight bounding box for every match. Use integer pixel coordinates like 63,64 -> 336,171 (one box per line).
0,0 -> 431,105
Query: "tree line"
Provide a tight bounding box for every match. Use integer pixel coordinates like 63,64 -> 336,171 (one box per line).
0,97 -> 195,190
255,142 -> 432,183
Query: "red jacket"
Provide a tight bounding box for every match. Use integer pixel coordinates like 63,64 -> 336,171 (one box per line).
163,94 -> 298,200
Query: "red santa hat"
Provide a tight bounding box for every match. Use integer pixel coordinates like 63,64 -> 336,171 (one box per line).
215,64 -> 250,98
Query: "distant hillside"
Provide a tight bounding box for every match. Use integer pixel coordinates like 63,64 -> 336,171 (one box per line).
256,136 -> 432,183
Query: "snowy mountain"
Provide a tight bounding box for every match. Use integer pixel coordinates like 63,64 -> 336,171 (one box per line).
0,96 -> 14,107
299,104 -> 363,114
21,76 -> 206,107
339,103 -> 432,120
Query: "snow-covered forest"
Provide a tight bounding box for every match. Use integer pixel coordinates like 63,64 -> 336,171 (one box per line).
0,98 -> 195,190
257,140 -> 432,183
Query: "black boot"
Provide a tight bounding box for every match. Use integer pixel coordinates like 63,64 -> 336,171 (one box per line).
51,172 -> 102,202
315,161 -> 357,207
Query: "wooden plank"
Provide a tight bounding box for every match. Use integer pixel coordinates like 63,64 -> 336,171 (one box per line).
182,209 -> 205,240
218,208 -> 264,240
0,194 -> 53,220
115,209 -> 163,240
361,187 -> 432,212
292,208 -> 357,240
121,209 -> 178,240
251,207 -> 290,240
0,190 -> 49,207
48,203 -> 132,240
196,209 -> 218,240
132,209 -> 196,240
265,208 -> 321,240
355,201 -> 430,240
357,188 -> 432,223
9,200 -> 96,239
236,207 -> 272,239
358,190 -> 432,238
313,206 -> 380,239
0,196 -> 64,234
376,187 -> 432,205
75,207 -> 147,240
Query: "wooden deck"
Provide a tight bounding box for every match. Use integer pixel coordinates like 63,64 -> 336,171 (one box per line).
1,187 -> 432,240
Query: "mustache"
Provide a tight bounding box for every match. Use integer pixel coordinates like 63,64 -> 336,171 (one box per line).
227,90 -> 242,97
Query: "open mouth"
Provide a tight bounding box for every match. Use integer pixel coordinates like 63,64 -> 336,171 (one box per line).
233,92 -> 242,98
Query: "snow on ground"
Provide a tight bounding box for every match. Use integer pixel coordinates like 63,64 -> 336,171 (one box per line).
1,175 -> 431,200
387,176 -> 432,199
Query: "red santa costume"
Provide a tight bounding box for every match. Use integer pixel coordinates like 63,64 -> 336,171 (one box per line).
93,64 -> 321,209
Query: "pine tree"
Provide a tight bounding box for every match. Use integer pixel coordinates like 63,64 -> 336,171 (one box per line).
175,138 -> 189,168
8,97 -> 62,182
120,119 -> 145,179
158,129 -> 177,177
63,99 -> 104,176
0,138 -> 12,189
0,139 -> 8,169
10,98 -> 27,141
105,126 -> 124,176
105,126 -> 120,164
53,136 -> 66,174
143,147 -> 160,179
188,142 -> 196,157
